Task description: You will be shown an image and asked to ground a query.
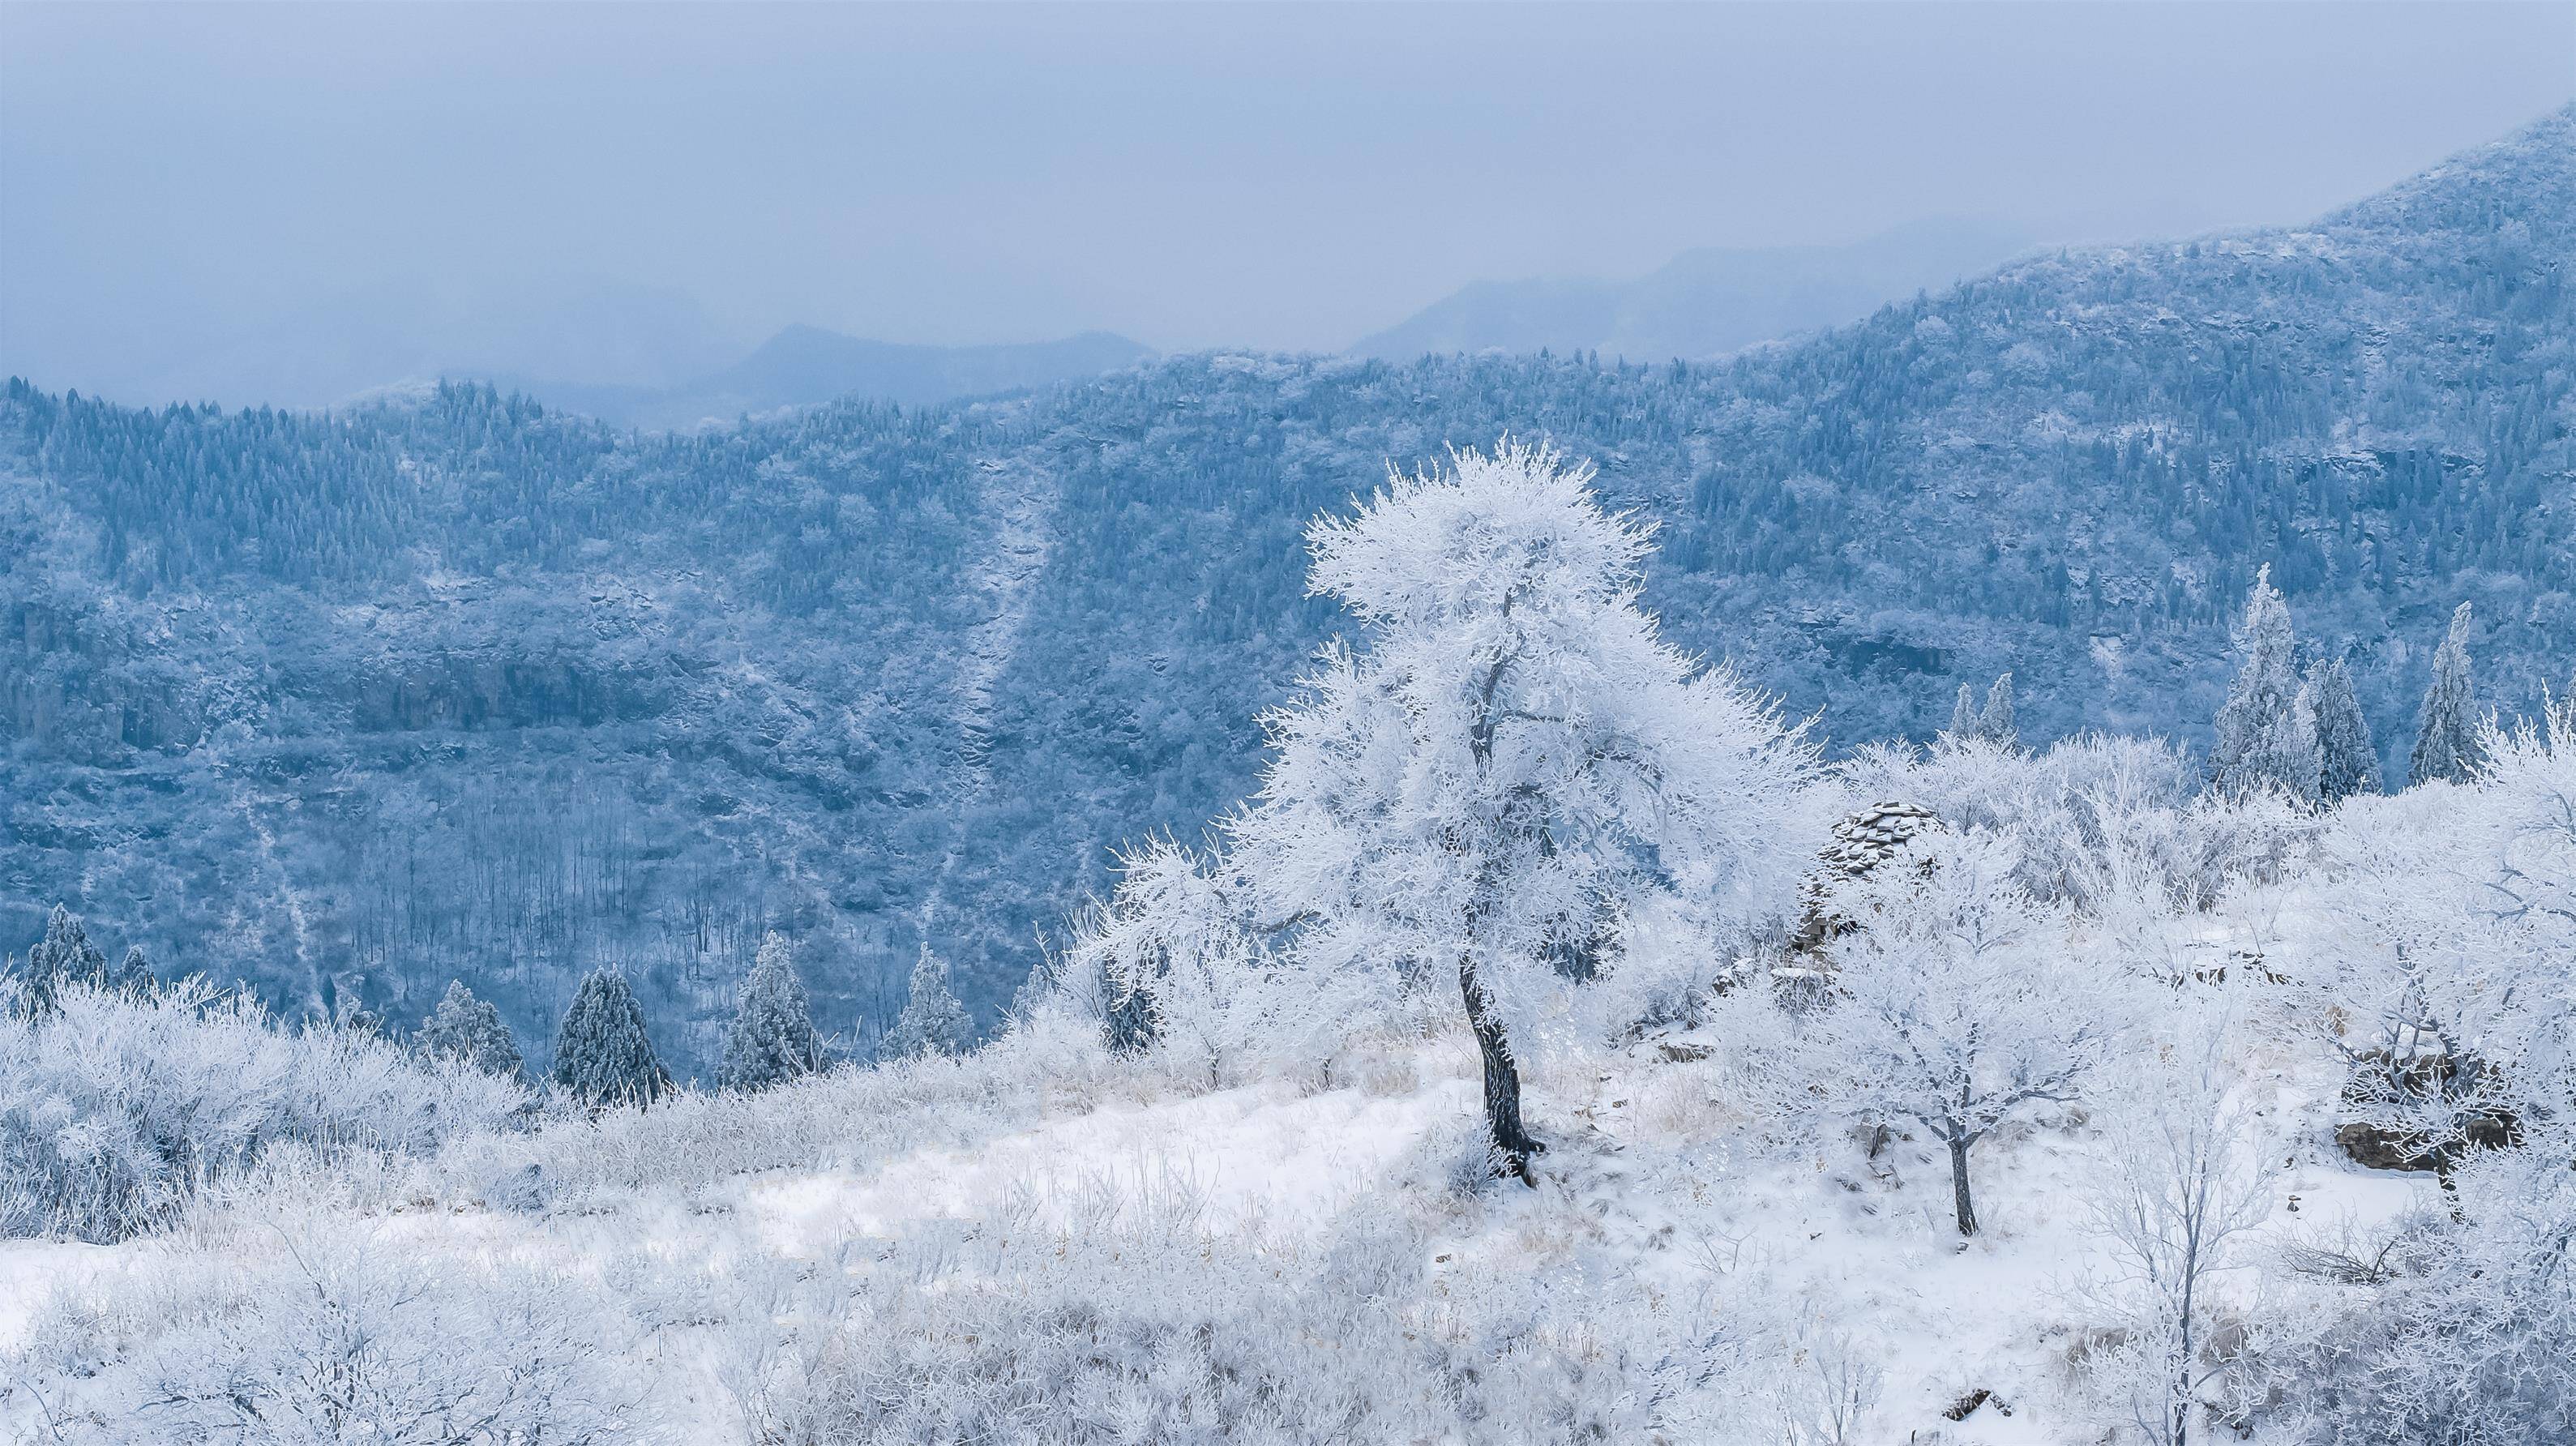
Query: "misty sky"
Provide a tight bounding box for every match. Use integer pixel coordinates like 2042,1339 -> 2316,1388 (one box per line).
5,2 -> 2573,404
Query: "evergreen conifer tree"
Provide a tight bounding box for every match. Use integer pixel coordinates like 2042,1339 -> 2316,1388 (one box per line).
1977,671 -> 2018,747
1945,682 -> 1979,742
881,943 -> 973,1061
718,931 -> 825,1091
415,979 -> 528,1081
2308,656 -> 2380,804
550,969 -> 671,1108
23,905 -> 109,1014
2207,567 -> 2321,804
2409,601 -> 2484,786
110,944 -> 156,997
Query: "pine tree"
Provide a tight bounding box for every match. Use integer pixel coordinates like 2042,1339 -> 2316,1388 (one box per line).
109,944 -> 156,997
550,969 -> 672,1108
1977,671 -> 2018,748
1945,682 -> 1979,742
718,931 -> 825,1091
2207,567 -> 2321,804
2308,655 -> 2380,804
415,979 -> 527,1081
22,905 -> 109,1014
881,943 -> 973,1062
2409,601 -> 2483,786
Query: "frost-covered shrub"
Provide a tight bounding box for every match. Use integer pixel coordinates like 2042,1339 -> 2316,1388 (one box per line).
742,1187 -> 1751,1444
1839,732 -> 2316,916
3,1221 -> 639,1444
2301,711 -> 2576,1163
2247,1123 -> 2576,1445
0,980 -> 524,1241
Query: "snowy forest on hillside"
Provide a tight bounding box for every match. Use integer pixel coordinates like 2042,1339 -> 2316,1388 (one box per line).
3,442 -> 2569,1445
4,109 -> 2574,1076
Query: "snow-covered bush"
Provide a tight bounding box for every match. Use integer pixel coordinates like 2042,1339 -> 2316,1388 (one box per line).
1839,731 -> 2316,920
738,1183 -> 1756,1444
2300,709 -> 2576,1170
4,1218 -> 640,1444
2247,1119 -> 2576,1445
0,980 -> 524,1242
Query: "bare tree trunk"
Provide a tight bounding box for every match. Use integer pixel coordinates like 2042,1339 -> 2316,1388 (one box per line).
1947,1133 -> 1978,1236
1461,954 -> 1543,1183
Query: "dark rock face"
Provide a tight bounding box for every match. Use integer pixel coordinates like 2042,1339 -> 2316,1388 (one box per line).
2335,1050 -> 2522,1173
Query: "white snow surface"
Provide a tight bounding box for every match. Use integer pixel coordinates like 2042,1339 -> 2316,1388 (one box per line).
0,1008 -> 2438,1444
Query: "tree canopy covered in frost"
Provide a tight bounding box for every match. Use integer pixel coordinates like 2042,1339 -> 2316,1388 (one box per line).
1742,828 -> 2114,1234
2409,601 -> 2484,786
1080,440 -> 1816,1174
879,943 -> 974,1062
413,978 -> 527,1081
2207,567 -> 2321,806
718,930 -> 826,1090
550,969 -> 671,1109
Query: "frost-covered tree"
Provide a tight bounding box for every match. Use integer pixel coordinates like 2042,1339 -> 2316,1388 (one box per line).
21,905 -> 110,1015
2207,567 -> 2321,805
2309,708 -> 2575,1183
2080,1020 -> 2278,1446
719,930 -> 825,1090
1780,830 -> 2113,1234
1946,682 -> 1980,742
881,943 -> 973,1062
2408,601 -> 2483,786
1978,671 -> 2018,748
1222,440 -> 1816,1179
110,944 -> 156,998
413,979 -> 527,1081
2308,656 -> 2380,804
548,969 -> 670,1109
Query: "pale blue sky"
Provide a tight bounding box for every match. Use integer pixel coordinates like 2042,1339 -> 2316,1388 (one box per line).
5,2 -> 2571,402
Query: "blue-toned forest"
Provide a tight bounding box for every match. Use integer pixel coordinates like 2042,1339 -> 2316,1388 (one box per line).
5,107 -> 2570,1072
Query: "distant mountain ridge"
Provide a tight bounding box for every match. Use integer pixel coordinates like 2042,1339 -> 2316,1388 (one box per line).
4,105 -> 2570,1077
518,327 -> 1157,430
1350,218 -> 2035,362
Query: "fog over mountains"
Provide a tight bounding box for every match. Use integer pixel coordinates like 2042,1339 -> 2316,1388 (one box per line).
4,105 -> 2570,1075
1350,218 -> 2035,362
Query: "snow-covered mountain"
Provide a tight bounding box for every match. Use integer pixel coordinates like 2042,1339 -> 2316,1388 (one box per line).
2,105 -> 2570,1072
1350,217 -> 2035,361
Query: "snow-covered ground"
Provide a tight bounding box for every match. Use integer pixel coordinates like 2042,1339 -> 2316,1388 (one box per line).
0,1008 -> 2443,1444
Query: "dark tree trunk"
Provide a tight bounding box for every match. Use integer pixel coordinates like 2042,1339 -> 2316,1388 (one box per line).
1461,954 -> 1543,1183
1947,1133 -> 1979,1236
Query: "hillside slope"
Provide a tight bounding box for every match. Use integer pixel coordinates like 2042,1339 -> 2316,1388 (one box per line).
3,105 -> 2570,1067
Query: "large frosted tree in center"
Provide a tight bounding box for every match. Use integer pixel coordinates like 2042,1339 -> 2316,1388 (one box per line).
1226,441 -> 1813,1179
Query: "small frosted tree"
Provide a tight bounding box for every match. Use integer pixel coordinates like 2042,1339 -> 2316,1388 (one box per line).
414,979 -> 527,1081
1946,682 -> 1980,742
881,943 -> 973,1061
2308,655 -> 2380,804
1223,440 -> 1816,1179
1786,829 -> 2112,1235
1978,671 -> 2018,748
719,930 -> 826,1090
2408,601 -> 2483,786
2079,1019 -> 2278,1446
22,904 -> 109,1015
2207,567 -> 2320,804
110,945 -> 156,997
549,969 -> 671,1109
